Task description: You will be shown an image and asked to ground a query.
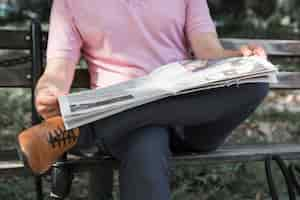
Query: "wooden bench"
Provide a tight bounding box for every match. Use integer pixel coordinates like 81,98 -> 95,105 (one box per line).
1,21 -> 300,200
0,20 -> 44,199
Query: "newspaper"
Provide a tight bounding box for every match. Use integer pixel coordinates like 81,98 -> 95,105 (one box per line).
58,56 -> 278,130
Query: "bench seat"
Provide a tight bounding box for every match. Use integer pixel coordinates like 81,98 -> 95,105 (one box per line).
55,144 -> 300,172
0,161 -> 24,175
2,144 -> 300,175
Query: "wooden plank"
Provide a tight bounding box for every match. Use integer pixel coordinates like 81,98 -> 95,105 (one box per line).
51,143 -> 300,172
0,149 -> 29,176
4,143 -> 300,167
0,161 -> 23,169
221,38 -> 300,56
272,72 -> 300,89
0,148 -> 19,161
1,144 -> 300,175
0,66 -> 89,88
0,30 -> 31,49
0,50 -> 29,61
0,161 -> 26,176
15,31 -> 300,56
0,65 -> 32,87
173,144 -> 300,165
5,29 -> 300,56
0,66 -> 299,89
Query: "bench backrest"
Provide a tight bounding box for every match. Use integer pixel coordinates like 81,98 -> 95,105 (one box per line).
1,22 -> 300,92
0,20 -> 43,125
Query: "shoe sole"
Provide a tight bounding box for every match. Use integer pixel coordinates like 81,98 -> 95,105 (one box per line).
16,139 -> 37,176
16,137 -> 53,177
15,136 -> 52,177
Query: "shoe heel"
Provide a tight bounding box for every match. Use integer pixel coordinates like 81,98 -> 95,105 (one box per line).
16,137 -> 39,176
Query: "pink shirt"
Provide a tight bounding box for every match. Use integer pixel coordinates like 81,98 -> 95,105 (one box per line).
47,0 -> 216,88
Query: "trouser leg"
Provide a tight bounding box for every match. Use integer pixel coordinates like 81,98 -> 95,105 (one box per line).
82,83 -> 268,200
92,83 -> 269,149
108,126 -> 171,200
171,82 -> 269,152
178,94 -> 267,152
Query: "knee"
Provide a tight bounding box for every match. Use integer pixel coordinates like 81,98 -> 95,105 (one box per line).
245,83 -> 269,104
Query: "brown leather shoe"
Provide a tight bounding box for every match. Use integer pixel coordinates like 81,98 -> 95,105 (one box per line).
17,116 -> 80,175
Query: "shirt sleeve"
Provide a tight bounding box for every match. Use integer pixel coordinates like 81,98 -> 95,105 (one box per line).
185,0 -> 216,39
46,0 -> 82,64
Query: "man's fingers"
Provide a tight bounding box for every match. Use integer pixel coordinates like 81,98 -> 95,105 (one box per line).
34,85 -> 66,118
36,96 -> 60,119
37,105 -> 58,113
240,45 -> 252,57
248,44 -> 267,55
254,47 -> 267,58
41,110 -> 61,119
240,44 -> 267,59
36,95 -> 58,106
39,107 -> 61,119
247,44 -> 259,50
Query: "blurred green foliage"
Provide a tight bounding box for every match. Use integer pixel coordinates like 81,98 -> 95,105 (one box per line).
0,0 -> 299,38
0,89 -> 31,147
0,0 -> 51,23
209,0 -> 300,39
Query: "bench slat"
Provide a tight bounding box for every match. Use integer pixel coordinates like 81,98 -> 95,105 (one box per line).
271,72 -> 300,89
174,144 -> 300,164
0,65 -> 32,87
0,30 -> 31,49
1,31 -> 300,54
0,148 -> 19,161
0,161 -> 23,169
1,144 -> 300,175
0,161 -> 25,176
56,144 -> 300,172
0,67 -> 89,88
221,39 -> 300,56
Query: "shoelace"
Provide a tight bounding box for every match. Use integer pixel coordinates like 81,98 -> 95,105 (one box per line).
47,127 -> 78,148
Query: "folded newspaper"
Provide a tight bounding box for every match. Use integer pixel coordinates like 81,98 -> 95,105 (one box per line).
58,56 -> 278,130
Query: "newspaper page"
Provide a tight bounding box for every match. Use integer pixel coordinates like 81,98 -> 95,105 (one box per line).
172,56 -> 277,94
59,56 -> 278,130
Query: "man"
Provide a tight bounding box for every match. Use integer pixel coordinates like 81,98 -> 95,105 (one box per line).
18,0 -> 269,200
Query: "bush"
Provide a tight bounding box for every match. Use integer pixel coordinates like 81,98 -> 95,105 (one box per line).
0,89 -> 31,147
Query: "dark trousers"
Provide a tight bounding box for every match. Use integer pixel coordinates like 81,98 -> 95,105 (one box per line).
76,83 -> 269,200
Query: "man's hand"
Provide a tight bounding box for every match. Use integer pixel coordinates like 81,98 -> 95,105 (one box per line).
239,44 -> 267,59
35,58 -> 76,119
189,32 -> 268,60
35,84 -> 63,119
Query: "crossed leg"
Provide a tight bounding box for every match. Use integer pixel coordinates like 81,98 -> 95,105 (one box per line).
91,83 -> 269,149
77,83 -> 269,200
